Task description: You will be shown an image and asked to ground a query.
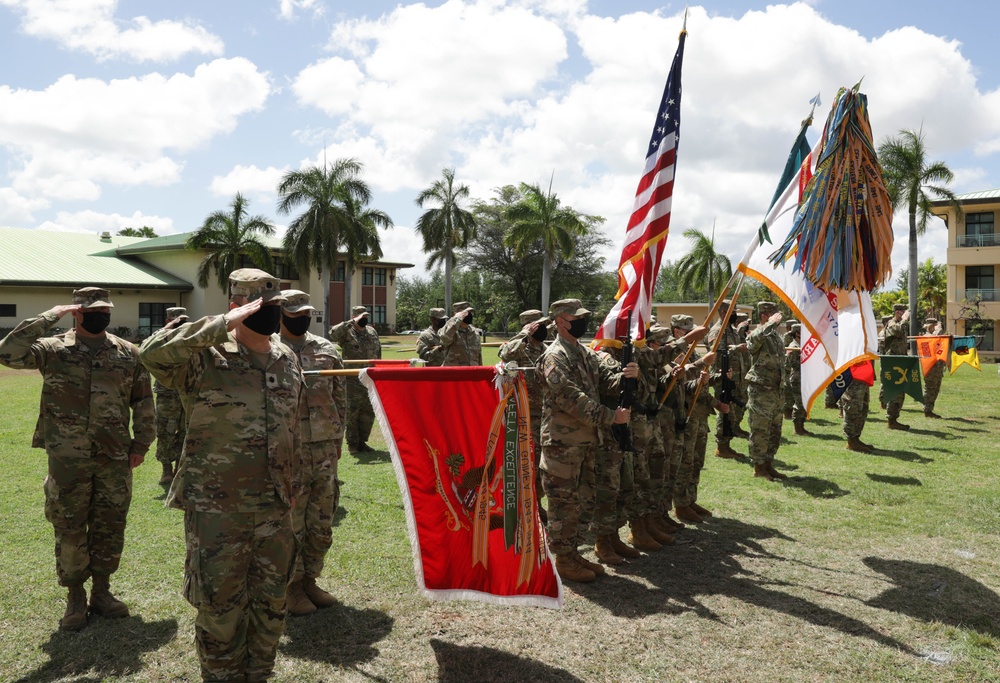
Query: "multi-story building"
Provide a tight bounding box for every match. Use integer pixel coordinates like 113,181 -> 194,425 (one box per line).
931,189 -> 998,360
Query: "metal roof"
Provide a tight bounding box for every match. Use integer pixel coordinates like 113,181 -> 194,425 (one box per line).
0,227 -> 193,290
930,188 -> 1000,206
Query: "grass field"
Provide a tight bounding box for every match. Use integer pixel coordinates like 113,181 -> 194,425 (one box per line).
1,342 -> 998,682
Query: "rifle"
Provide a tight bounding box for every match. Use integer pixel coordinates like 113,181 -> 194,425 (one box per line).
716,347 -> 745,437
611,310 -> 636,453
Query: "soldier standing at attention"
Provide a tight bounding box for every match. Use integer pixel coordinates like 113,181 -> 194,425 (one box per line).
416,307 -> 448,366
921,318 -> 946,419
0,287 -> 154,630
329,305 -> 381,454
842,360 -> 875,452
881,303 -> 911,430
154,306 -> 188,484
440,301 -> 483,366
139,269 -> 303,683
278,291 -> 347,617
537,299 -> 637,583
707,301 -> 749,459
785,324 -> 811,436
746,302 -> 787,481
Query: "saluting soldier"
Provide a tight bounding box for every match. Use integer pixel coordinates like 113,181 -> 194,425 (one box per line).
881,303 -> 911,430
746,301 -> 787,481
139,269 -> 304,683
921,318 -> 946,419
329,305 -> 382,454
785,324 -> 810,435
0,287 -> 154,631
440,301 -> 483,366
278,291 -> 347,617
416,307 -> 448,366
154,306 -> 188,484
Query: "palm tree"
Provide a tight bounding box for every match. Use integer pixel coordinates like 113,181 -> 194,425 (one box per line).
118,226 -> 157,238
277,158 -> 369,324
675,225 -> 732,304
415,168 -> 477,312
504,180 -> 586,312
878,129 -> 962,344
187,192 -> 275,292
340,193 -> 394,319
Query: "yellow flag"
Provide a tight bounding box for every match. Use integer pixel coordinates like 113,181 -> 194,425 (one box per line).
950,347 -> 981,374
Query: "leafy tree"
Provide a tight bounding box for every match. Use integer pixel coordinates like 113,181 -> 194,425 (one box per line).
675,226 -> 733,304
118,226 -> 157,238
394,272 -> 444,332
415,168 -> 477,312
896,258 -> 947,322
878,129 -> 962,344
187,192 -> 275,292
504,180 -> 587,313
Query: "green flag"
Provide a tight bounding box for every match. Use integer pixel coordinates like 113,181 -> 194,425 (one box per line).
879,355 -> 924,403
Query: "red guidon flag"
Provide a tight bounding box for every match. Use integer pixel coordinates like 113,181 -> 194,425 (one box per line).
360,366 -> 562,608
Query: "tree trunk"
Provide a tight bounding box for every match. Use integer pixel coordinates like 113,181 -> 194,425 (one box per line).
541,253 -> 552,313
344,266 -> 354,321
908,205 -> 919,354
321,267 -> 331,332
444,251 -> 453,313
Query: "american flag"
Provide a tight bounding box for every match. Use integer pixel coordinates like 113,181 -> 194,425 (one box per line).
594,29 -> 686,347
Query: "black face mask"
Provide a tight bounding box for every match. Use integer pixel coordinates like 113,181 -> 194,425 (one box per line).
357,316 -> 369,328
432,319 -> 445,331
567,318 -> 588,339
80,311 -> 111,334
244,304 -> 282,336
463,312 -> 473,325
282,314 -> 311,337
531,326 -> 548,342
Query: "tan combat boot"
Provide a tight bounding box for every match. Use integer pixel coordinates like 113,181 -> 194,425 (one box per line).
573,551 -> 606,576
753,463 -> 775,481
660,513 -> 685,532
286,580 -> 317,616
159,461 -> 174,484
793,422 -> 811,436
302,576 -> 338,608
715,443 -> 743,459
887,418 -> 910,431
643,514 -> 676,544
90,574 -> 129,618
924,411 -> 942,419
690,502 -> 713,518
60,584 -> 88,631
554,553 -> 595,583
846,437 -> 873,453
610,533 -> 642,559
674,505 -> 702,525
627,517 -> 662,552
594,536 -> 624,566
766,462 -> 788,480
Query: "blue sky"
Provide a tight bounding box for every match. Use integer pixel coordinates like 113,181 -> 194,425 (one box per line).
2,0 -> 998,284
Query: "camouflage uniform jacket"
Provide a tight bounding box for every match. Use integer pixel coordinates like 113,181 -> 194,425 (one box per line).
440,315 -> 483,366
138,315 -> 304,513
282,332 -> 347,444
682,349 -> 717,417
537,335 -> 622,447
498,330 -> 546,417
882,317 -> 908,355
746,319 -> 784,389
635,339 -> 689,411
708,322 -> 749,383
784,339 -> 801,383
328,321 -> 381,361
0,311 -> 154,459
416,326 -> 445,366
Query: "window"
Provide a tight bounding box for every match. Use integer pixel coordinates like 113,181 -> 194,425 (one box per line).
0,304 -> 15,317
138,303 -> 171,337
963,212 -> 997,247
372,305 -> 387,324
966,319 -> 995,352
334,261 -> 346,282
236,255 -> 300,280
362,267 -> 374,286
965,265 -> 995,290
374,268 -> 387,286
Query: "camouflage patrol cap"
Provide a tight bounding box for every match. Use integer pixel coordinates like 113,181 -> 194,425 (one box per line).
790,324 -> 801,334
429,307 -> 447,320
646,322 -> 671,343
228,268 -> 286,303
735,312 -> 749,322
549,299 -> 590,318
670,314 -> 694,331
757,301 -> 778,315
453,301 -> 473,313
519,309 -> 549,326
785,318 -> 800,327
280,290 -> 315,314
924,318 -> 938,325
72,287 -> 114,309
893,303 -> 908,312
165,306 -> 186,319
352,305 -> 369,316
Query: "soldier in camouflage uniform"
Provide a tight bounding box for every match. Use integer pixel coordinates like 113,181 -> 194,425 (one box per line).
784,324 -> 811,435
440,301 -> 483,366
416,307 -> 447,366
841,360 -> 875,452
880,303 -> 911,430
782,320 -> 798,418
537,299 -> 637,583
498,309 -> 551,522
329,305 -> 381,454
278,291 -> 347,617
139,269 -> 303,683
746,301 -> 787,481
707,301 -> 749,459
0,287 -> 155,630
921,318 -> 945,418
154,306 -> 188,484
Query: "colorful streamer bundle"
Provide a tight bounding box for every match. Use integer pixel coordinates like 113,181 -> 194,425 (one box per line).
768,83 -> 894,292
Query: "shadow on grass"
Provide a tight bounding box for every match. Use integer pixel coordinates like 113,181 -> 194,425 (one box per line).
945,425 -> 990,434
578,518 -> 915,655
870,449 -> 933,464
15,616 -> 178,683
795,432 -> 842,442
431,638 -> 584,683
807,417 -> 837,426
354,449 -> 391,465
780,475 -> 850,499
863,557 -> 1000,637
280,600 -> 393,671
865,473 -> 921,486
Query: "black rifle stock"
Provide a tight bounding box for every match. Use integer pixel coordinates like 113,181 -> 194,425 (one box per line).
611,310 -> 636,453
716,347 -> 745,437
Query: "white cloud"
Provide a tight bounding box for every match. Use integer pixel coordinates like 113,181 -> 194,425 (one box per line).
210,164 -> 287,203
0,0 -> 224,61
37,208 -> 174,235
278,0 -> 322,21
0,186 -> 49,224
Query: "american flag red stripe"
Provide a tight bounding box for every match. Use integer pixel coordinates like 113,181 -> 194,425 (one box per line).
594,30 -> 686,347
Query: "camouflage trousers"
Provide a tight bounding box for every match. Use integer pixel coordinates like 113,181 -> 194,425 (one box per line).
787,377 -> 805,424
624,417 -> 656,520
675,409 -> 709,508
825,383 -> 838,409
661,412 -> 685,513
747,384 -> 783,464
540,443 -> 596,556
840,379 -> 870,439
44,449 -> 132,586
714,383 -> 747,446
184,505 -> 295,683
581,431 -> 624,536
345,381 -> 375,449
923,361 -> 945,412
154,390 -> 186,466
649,411 -> 677,515
878,381 -> 905,419
293,440 -> 341,581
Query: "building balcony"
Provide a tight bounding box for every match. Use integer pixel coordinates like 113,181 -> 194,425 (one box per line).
955,289 -> 999,302
957,234 -> 1000,248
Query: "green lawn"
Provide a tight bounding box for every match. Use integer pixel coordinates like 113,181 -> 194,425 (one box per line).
1,357 -> 998,682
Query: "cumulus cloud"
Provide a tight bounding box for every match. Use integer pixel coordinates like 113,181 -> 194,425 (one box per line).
0,0 -> 224,61
0,186 -> 49,224
37,208 -> 174,235
210,164 -> 287,201
278,0 -> 322,21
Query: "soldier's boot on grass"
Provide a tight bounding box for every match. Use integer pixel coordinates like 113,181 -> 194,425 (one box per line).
554,553 -> 595,583
846,436 -> 874,453
887,418 -> 910,431
647,513 -> 675,538
628,517 -> 662,552
286,580 -> 318,616
610,532 -> 642,559
793,421 -> 811,436
573,551 -> 606,576
159,461 -> 174,484
924,410 -> 942,419
90,575 -> 129,618
766,461 -> 788,480
674,505 -> 702,525
302,577 -> 337,608
690,502 -> 713,518
643,513 -> 675,545
715,442 -> 743,459
753,463 -> 775,481
60,584 -> 88,631
594,536 -> 624,566
660,513 -> 685,532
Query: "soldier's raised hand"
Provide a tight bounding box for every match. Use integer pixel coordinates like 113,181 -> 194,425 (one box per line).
224,298 -> 263,331
769,312 -> 783,325
685,325 -> 709,344
50,304 -> 82,319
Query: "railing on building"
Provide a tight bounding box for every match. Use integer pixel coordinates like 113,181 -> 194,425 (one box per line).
956,289 -> 999,302
957,234 -> 1000,248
